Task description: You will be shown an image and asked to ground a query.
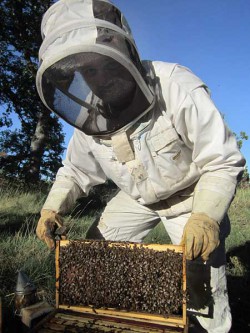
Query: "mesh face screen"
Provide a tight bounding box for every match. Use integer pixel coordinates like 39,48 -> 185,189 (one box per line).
42,53 -> 149,135
96,27 -> 144,74
93,0 -> 131,35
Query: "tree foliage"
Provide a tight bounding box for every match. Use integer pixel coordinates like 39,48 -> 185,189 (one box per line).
0,0 -> 65,182
235,131 -> 248,151
233,131 -> 249,181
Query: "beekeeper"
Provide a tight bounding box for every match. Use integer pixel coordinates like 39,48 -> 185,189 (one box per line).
35,0 -> 245,332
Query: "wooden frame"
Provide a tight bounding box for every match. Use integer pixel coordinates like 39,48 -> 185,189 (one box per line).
55,240 -> 187,331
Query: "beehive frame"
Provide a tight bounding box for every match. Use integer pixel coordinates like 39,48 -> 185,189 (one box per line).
55,240 -> 187,331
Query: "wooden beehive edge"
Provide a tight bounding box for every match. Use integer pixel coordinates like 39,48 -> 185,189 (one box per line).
55,239 -> 187,328
55,241 -> 60,309
58,305 -> 185,327
182,244 -> 187,326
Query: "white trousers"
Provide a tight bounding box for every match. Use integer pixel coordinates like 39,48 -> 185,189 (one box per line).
96,190 -> 232,333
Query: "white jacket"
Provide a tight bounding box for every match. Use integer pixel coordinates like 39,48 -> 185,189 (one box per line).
43,62 -> 245,222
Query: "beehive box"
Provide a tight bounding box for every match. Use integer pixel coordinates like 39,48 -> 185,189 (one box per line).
31,240 -> 188,333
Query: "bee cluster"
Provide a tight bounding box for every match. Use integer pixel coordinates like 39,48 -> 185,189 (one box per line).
59,240 -> 184,316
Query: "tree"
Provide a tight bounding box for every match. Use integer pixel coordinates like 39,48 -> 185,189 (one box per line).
234,131 -> 249,184
235,131 -> 248,150
0,0 -> 65,183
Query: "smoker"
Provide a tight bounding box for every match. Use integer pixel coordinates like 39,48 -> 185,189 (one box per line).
14,271 -> 38,317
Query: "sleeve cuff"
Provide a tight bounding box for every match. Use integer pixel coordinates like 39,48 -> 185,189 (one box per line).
192,175 -> 237,222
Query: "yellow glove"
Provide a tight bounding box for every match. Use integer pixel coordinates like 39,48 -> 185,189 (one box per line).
36,209 -> 66,250
180,213 -> 220,261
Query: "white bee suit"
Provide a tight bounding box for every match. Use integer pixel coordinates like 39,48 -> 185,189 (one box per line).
42,62 -> 245,332
36,1 -> 245,332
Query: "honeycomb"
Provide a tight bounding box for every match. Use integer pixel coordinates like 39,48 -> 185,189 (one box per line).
59,240 -> 184,316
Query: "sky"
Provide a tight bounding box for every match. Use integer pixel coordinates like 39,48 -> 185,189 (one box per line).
59,0 -> 250,167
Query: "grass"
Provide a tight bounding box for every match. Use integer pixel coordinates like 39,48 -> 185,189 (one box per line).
0,184 -> 249,332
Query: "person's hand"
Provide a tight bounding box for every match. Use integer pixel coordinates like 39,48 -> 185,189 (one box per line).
36,209 -> 66,250
180,213 -> 220,261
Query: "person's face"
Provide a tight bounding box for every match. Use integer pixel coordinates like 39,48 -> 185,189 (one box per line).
79,53 -> 136,108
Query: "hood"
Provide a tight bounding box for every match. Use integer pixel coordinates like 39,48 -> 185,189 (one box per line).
36,0 -> 155,136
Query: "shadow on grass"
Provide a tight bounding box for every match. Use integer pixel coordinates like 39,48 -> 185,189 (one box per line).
227,241 -> 250,332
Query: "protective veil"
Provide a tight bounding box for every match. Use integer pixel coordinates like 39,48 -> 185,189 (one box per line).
36,0 -> 154,136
